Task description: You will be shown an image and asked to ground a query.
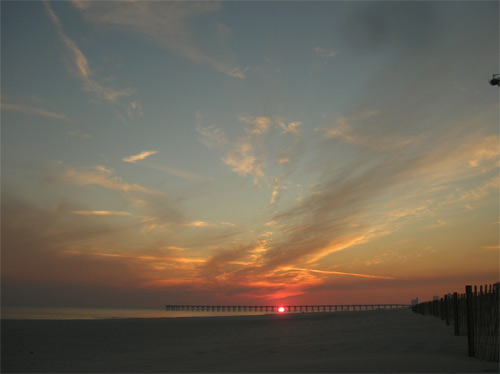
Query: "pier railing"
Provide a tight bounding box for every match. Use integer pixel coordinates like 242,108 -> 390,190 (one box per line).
412,283 -> 499,362
165,304 -> 410,313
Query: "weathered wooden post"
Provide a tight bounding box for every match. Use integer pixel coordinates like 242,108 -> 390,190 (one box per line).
440,298 -> 446,321
445,295 -> 450,326
466,285 -> 475,357
452,294 -> 458,334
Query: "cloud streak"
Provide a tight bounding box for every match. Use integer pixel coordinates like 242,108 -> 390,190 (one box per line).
72,1 -> 246,78
1,102 -> 71,121
283,267 -> 395,280
122,150 -> 205,182
122,151 -> 159,163
43,1 -> 140,119
313,47 -> 339,58
144,164 -> 205,183
70,210 -> 132,217
52,165 -> 163,196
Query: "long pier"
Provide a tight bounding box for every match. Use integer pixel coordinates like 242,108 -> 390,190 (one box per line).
165,304 -> 410,313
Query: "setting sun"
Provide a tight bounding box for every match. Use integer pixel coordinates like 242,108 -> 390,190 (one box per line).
278,307 -> 285,313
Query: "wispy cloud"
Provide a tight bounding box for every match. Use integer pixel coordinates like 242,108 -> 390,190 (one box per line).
44,1 -> 140,119
1,102 -> 72,121
239,116 -> 303,137
196,124 -> 227,149
67,129 -> 91,139
481,246 -> 500,250
185,220 -> 236,229
240,116 -> 272,135
72,1 -> 247,79
186,221 -> 212,228
62,250 -> 159,261
465,136 -> 499,168
52,165 -> 162,195
70,210 -> 132,216
425,219 -> 447,230
441,176 -> 499,209
122,151 -> 159,163
122,150 -> 205,182
323,109 -> 420,151
412,135 -> 499,193
128,194 -> 183,233
313,46 -> 339,59
223,140 -> 265,184
145,164 -> 205,183
269,178 -> 280,206
197,115 -> 303,186
62,249 -> 206,267
310,46 -> 340,76
277,119 -> 302,136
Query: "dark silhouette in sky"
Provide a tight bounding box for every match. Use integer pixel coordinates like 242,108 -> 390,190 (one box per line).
489,74 -> 499,86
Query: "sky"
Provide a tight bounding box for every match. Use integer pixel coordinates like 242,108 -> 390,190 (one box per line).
1,1 -> 499,309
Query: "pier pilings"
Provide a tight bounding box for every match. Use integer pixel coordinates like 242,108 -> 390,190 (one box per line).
165,304 -> 410,313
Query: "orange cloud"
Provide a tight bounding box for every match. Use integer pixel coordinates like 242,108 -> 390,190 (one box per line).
223,141 -> 265,183
186,221 -> 212,228
240,116 -> 272,135
122,150 -> 158,163
70,210 -> 132,216
56,166 -> 163,195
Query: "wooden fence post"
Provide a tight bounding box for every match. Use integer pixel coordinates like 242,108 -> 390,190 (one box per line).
445,295 -> 450,326
440,297 -> 446,321
453,292 -> 460,336
465,285 -> 475,357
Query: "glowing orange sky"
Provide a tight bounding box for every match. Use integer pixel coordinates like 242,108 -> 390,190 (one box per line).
1,1 -> 498,308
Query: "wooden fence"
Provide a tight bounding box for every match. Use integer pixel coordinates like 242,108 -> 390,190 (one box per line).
412,283 -> 499,362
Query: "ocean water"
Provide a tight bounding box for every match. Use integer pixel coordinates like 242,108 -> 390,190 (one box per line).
1,306 -> 270,320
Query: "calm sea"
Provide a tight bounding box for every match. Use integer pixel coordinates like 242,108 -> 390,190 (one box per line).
1,306 -> 269,320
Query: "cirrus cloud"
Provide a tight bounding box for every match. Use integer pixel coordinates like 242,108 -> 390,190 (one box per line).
44,1 -> 141,120
122,151 -> 159,163
71,1 -> 247,79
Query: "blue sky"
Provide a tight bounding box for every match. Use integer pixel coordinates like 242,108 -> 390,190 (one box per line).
2,1 -> 498,308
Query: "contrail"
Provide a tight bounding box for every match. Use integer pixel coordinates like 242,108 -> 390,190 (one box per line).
283,267 -> 395,280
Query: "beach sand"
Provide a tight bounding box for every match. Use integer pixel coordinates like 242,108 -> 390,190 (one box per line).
1,308 -> 498,373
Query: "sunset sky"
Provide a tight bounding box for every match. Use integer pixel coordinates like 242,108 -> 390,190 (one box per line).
2,1 -> 499,309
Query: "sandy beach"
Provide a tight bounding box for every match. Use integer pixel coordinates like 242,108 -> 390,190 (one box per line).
1,308 -> 498,373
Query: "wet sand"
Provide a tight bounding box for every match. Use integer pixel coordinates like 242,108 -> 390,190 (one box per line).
2,308 -> 498,373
